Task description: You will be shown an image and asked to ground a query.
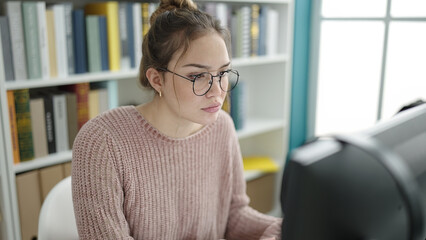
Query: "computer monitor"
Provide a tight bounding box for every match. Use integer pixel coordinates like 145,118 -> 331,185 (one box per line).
280,104 -> 426,240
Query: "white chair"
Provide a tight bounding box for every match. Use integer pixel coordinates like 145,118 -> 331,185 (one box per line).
38,176 -> 79,240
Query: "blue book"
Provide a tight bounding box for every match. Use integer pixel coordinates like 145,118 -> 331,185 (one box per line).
99,16 -> 109,71
72,9 -> 87,74
126,3 -> 135,68
258,6 -> 267,56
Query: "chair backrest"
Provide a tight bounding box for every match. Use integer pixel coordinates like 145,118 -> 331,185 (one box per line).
38,176 -> 79,240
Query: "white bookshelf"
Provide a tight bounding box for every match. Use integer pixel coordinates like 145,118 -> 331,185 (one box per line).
0,0 -> 294,239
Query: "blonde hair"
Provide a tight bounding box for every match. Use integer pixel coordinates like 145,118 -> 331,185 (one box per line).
139,0 -> 231,90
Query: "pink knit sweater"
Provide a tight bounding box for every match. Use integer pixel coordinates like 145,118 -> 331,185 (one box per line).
72,106 -> 282,239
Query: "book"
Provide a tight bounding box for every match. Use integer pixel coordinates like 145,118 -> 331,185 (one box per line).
118,2 -> 131,70
85,1 -> 121,71
52,91 -> 69,152
141,3 -> 150,36
237,6 -> 251,58
14,89 -> 34,161
85,15 -> 102,72
230,80 -> 247,130
99,16 -> 110,71
64,3 -> 75,75
126,2 -> 135,69
257,5 -> 267,56
243,156 -> 279,173
7,91 -> 20,164
29,97 -> 48,158
46,9 -> 58,78
37,1 -> 50,79
266,8 -> 278,56
5,1 -> 28,81
88,89 -> 100,119
39,164 -> 65,201
250,4 -> 260,57
65,92 -> 78,149
72,9 -> 88,74
22,1 -> 42,79
15,170 -> 42,240
98,88 -> 109,114
42,93 -> 57,154
52,4 -> 68,77
133,3 -> 142,69
0,16 -> 15,81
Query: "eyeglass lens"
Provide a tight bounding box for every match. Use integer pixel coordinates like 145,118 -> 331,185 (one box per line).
193,71 -> 238,96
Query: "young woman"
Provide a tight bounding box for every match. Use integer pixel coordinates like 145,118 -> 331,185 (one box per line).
71,0 -> 282,239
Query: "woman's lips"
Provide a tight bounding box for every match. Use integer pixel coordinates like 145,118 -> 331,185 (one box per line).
202,104 -> 221,113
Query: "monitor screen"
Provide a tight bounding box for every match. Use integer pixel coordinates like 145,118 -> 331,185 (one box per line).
280,104 -> 426,240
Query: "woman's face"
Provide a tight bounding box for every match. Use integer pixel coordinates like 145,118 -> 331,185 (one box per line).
161,32 -> 230,126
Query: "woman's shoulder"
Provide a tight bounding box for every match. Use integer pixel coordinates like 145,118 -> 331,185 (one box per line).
78,106 -> 140,138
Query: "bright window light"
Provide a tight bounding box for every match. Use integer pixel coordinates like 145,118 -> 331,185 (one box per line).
315,21 -> 385,135
322,0 -> 387,18
381,22 -> 426,119
391,0 -> 426,17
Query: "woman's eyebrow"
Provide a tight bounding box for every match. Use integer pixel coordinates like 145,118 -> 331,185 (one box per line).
182,62 -> 231,69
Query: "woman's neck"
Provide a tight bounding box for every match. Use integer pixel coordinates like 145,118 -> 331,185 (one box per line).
136,98 -> 203,139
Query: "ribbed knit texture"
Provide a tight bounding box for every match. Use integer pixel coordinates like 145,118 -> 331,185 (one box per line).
72,106 -> 282,240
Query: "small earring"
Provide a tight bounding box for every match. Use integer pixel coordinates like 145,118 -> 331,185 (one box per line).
159,91 -> 162,97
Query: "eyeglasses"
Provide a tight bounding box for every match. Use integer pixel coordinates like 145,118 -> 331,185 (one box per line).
158,67 -> 239,96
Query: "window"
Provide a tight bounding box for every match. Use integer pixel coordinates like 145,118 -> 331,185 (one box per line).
312,0 -> 426,135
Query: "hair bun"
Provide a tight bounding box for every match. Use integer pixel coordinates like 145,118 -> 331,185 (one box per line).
150,0 -> 198,24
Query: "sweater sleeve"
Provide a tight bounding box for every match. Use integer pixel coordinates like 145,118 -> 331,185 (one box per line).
224,127 -> 283,240
71,119 -> 134,240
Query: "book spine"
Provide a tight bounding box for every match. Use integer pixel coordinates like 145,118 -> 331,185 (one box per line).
7,91 -> 20,164
230,81 -> 247,130
64,3 -> 75,74
240,6 -> 251,58
0,17 -> 15,81
43,94 -> 56,154
5,1 -> 28,80
126,3 -> 135,69
119,3 -> 130,70
30,97 -> 48,158
258,6 -> 267,56
250,4 -> 260,57
46,9 -> 58,78
141,3 -> 150,36
72,9 -> 87,74
133,3 -> 142,69
88,89 -> 100,119
65,93 -> 78,149
99,16 -> 109,71
53,93 -> 69,152
22,2 -> 42,79
86,16 -> 101,72
53,4 -> 68,77
14,89 -> 34,161
266,8 -> 278,56
37,1 -> 50,79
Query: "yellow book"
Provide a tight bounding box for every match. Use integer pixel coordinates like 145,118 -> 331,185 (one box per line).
46,9 -> 58,78
7,91 -> 20,164
85,1 -> 121,71
142,3 -> 150,36
243,156 -> 279,173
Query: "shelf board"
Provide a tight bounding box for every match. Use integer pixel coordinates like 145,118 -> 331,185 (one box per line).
14,150 -> 72,174
232,54 -> 289,67
237,118 -> 286,139
5,69 -> 139,90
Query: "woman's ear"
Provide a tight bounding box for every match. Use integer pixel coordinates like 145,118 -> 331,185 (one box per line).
146,67 -> 163,94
